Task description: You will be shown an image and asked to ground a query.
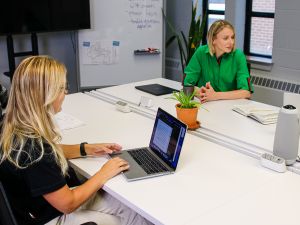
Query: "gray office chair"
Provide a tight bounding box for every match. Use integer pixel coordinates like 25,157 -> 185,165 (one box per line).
0,180 -> 18,225
0,181 -> 97,225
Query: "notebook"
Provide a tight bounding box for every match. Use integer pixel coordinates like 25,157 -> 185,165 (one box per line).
232,103 -> 279,125
135,83 -> 178,96
109,107 -> 187,181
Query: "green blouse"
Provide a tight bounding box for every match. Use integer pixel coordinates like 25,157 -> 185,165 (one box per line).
184,45 -> 253,92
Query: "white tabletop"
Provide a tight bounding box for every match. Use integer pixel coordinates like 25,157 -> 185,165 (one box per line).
61,93 -> 300,225
94,78 -> 300,160
188,171 -> 300,225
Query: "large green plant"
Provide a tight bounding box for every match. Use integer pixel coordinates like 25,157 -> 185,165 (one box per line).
163,2 -> 207,73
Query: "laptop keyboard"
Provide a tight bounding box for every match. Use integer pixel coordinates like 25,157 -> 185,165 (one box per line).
128,148 -> 169,174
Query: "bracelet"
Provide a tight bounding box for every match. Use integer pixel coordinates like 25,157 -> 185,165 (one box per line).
80,142 -> 88,156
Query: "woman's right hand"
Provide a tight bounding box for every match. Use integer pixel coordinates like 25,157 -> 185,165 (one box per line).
97,157 -> 129,183
44,157 -> 129,213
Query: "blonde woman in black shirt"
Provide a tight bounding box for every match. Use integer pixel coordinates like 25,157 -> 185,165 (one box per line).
0,56 -> 152,225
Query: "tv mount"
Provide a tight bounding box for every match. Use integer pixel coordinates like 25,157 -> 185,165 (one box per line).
4,33 -> 39,81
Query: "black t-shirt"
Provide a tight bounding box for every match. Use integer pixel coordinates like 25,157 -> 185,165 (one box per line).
0,140 -> 66,225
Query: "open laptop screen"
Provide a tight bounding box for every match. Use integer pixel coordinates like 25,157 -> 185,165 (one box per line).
149,108 -> 187,169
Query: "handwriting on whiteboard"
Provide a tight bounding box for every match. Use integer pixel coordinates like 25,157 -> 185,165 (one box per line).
126,0 -> 161,30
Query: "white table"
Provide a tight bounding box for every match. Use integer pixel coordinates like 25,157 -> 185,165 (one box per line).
61,93 -> 300,225
188,171 -> 300,225
90,78 -> 300,172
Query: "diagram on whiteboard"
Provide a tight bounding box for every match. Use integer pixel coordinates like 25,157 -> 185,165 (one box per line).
80,40 -> 120,65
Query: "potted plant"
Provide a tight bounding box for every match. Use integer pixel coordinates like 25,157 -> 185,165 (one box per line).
169,89 -> 201,130
163,2 -> 207,74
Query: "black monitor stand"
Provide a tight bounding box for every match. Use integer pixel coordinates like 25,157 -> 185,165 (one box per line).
4,33 -> 39,81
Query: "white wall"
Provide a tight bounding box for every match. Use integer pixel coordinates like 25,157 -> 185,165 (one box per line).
225,0 -> 246,50
3,0 -> 300,97
226,0 -> 300,85
0,32 -> 79,93
271,0 -> 300,83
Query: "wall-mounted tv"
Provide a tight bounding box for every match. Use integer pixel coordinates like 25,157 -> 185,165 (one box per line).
0,0 -> 90,36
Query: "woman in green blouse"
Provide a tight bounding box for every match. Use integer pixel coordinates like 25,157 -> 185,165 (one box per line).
184,20 -> 253,103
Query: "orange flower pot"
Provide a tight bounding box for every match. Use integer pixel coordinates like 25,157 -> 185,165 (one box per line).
175,104 -> 199,129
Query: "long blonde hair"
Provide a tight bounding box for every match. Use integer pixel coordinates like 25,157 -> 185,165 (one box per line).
0,56 -> 69,175
207,19 -> 236,56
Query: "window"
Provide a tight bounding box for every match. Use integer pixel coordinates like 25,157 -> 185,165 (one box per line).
244,0 -> 275,58
202,0 -> 225,44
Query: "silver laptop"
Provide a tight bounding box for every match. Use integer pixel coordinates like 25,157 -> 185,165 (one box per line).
109,107 -> 187,181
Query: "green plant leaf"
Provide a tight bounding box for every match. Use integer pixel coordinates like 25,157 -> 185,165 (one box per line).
162,8 -> 180,38
166,35 -> 176,47
167,90 -> 201,109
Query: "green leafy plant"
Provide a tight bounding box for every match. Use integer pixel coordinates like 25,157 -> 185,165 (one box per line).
169,90 -> 200,109
163,2 -> 207,73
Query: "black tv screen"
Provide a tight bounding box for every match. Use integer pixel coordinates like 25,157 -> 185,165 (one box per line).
0,0 -> 91,36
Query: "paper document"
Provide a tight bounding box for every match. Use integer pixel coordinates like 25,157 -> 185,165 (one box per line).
55,112 -> 85,131
232,103 -> 279,125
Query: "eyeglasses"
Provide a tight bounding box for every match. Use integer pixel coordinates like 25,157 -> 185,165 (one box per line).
60,82 -> 69,94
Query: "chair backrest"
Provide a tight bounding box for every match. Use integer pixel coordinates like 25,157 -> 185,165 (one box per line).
283,92 -> 300,116
0,181 -> 18,225
247,62 -> 251,74
0,180 -> 97,225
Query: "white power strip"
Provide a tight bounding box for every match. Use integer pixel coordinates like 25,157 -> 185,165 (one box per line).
260,153 -> 286,173
115,101 -> 131,113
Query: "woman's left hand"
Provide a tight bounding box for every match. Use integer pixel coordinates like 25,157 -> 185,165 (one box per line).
85,143 -> 122,156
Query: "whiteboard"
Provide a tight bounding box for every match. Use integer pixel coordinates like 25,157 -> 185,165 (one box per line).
78,0 -> 165,88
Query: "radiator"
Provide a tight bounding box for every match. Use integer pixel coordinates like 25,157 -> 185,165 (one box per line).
251,75 -> 300,107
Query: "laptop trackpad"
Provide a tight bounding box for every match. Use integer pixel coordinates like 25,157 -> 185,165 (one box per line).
110,151 -> 148,179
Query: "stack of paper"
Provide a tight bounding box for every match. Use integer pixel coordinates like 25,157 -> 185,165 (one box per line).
55,112 -> 85,131
232,103 -> 279,125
